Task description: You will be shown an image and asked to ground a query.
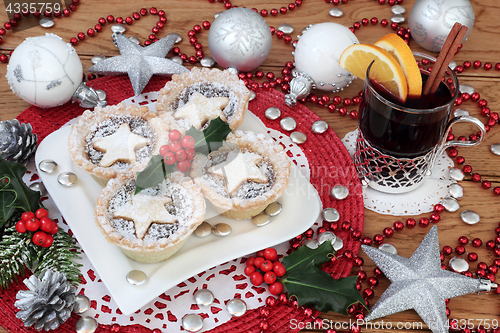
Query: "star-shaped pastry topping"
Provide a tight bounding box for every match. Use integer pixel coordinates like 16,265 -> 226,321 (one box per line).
93,123 -> 151,167
208,150 -> 268,195
362,226 -> 482,333
88,34 -> 189,96
174,92 -> 230,130
112,193 -> 176,239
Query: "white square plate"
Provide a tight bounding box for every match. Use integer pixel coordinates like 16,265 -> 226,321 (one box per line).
35,112 -> 321,315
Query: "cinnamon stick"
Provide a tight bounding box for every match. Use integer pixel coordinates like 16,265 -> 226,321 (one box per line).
422,22 -> 463,96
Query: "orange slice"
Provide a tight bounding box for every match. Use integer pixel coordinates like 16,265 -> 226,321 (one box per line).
375,33 -> 422,98
339,43 -> 408,102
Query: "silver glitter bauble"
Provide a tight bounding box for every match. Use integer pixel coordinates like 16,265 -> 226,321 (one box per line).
88,34 -> 188,96
408,0 -> 474,52
363,226 -> 482,333
208,8 -> 272,72
15,269 -> 76,331
0,119 -> 37,164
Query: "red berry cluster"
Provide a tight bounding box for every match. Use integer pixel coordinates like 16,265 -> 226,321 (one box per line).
15,208 -> 59,248
159,130 -> 196,173
244,248 -> 285,295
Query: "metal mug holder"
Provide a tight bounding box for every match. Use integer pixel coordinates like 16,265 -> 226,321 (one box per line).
354,115 -> 485,194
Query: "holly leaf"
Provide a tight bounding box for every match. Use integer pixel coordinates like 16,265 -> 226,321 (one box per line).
282,261 -> 366,314
0,157 -> 40,213
0,182 -> 17,228
135,155 -> 176,194
283,241 -> 333,273
186,117 -> 232,155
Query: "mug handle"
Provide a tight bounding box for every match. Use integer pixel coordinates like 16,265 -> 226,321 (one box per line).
437,115 -> 486,155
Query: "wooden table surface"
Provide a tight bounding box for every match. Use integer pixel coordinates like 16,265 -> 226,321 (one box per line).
1,0 -> 499,332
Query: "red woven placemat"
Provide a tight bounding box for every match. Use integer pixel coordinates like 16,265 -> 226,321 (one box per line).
2,75 -> 364,333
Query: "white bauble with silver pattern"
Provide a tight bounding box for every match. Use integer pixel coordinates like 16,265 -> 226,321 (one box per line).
207,7 -> 272,72
408,0 -> 474,52
285,23 -> 358,107
5,33 -> 104,108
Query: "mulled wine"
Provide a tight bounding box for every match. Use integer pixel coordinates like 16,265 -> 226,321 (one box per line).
358,74 -> 454,158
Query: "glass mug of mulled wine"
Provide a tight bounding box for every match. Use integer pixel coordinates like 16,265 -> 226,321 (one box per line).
354,52 -> 485,194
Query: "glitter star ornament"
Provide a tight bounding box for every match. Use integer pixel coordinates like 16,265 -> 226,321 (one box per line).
93,123 -> 151,167
174,92 -> 230,130
208,150 -> 267,194
112,193 -> 176,239
88,33 -> 189,96
362,226 -> 482,333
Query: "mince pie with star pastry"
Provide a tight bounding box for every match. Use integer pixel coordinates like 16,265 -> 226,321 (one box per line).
94,171 -> 205,263
190,131 -> 291,220
156,67 -> 251,130
69,103 -> 182,181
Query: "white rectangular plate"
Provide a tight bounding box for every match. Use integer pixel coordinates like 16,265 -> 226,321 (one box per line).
35,112 -> 321,315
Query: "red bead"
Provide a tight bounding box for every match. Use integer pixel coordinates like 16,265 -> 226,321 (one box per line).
448,148 -> 458,157
473,60 -> 481,68
116,17 -> 123,24
374,267 -> 383,277
442,246 -> 452,255
284,35 -> 292,43
471,92 -> 480,101
353,22 -> 361,29
495,258 -> 500,267
357,271 -> 367,281
77,32 -> 85,40
463,61 -> 472,69
368,277 -> 378,287
106,15 -> 114,23
455,246 -> 465,255
87,29 -> 95,37
476,268 -> 486,277
133,12 -> 140,20
463,165 -> 472,174
193,25 -> 202,33
419,217 -> 429,227
381,19 -> 389,27
271,8 -> 278,16
468,252 -> 478,262
494,187 -> 500,196
496,63 -> 500,71
455,65 -> 464,73
391,22 -> 398,30
3,23 -> 11,30
158,10 -> 165,16
361,237 -> 372,246
485,62 -> 492,70
374,234 -> 384,245
440,253 -> 445,262
180,54 -> 187,61
95,24 -> 103,32
487,240 -> 496,249
371,17 -> 379,25
472,238 -> 482,247
471,173 -> 481,182
491,265 -> 499,274
288,3 -> 296,10
111,323 -> 121,333
482,181 -> 492,189
338,107 -> 347,116
280,6 -> 287,14
276,31 -> 284,39
455,156 -> 465,164
265,296 -> 276,307
362,18 -> 369,26
260,9 -> 268,17
140,8 -> 147,16
188,56 -> 196,64
68,3 -> 76,10
354,257 -> 364,267
149,7 -> 158,15
295,0 -> 302,5
362,288 -> 374,299
224,2 -> 232,9
70,37 -> 78,46
383,227 -> 394,238
406,218 -> 416,228
0,28 -> 5,36
0,54 -> 7,63
430,213 -> 440,223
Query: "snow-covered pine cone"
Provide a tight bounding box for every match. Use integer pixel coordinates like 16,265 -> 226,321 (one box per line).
0,119 -> 37,164
15,269 -> 76,331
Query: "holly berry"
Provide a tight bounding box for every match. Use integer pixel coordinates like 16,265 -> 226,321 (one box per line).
49,223 -> 59,235
176,160 -> 191,173
269,281 -> 284,295
168,129 -> 182,142
256,250 -> 265,257
25,218 -> 40,232
250,271 -> 264,286
264,271 -> 277,284
159,144 -> 170,157
21,211 -> 34,221
254,257 -> 265,269
246,257 -> 255,266
175,150 -> 187,162
169,140 -> 182,152
35,208 -> 49,219
32,231 -> 48,246
15,220 -> 27,233
164,152 -> 176,165
185,148 -> 196,160
244,265 -> 256,276
273,262 -> 286,277
43,234 -> 54,248
264,248 -> 278,261
261,260 -> 273,272
181,135 -> 195,149
39,217 -> 54,233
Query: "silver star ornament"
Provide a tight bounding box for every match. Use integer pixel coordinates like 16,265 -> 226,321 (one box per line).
88,33 -> 189,96
362,226 -> 482,333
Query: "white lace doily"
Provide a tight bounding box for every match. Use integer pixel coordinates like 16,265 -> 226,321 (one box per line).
342,129 -> 456,216
46,92 -> 315,332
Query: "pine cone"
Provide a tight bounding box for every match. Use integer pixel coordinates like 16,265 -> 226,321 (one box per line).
15,269 -> 76,331
0,119 -> 37,164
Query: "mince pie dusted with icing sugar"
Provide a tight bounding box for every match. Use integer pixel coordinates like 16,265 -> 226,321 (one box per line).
190,131 -> 291,220
156,67 -> 251,130
68,103 -> 182,181
94,172 -> 205,263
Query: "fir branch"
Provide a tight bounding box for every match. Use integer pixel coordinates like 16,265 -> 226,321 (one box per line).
33,230 -> 82,286
0,226 -> 30,289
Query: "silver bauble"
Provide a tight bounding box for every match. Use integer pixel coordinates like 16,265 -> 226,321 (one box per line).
408,0 -> 474,52
207,8 -> 272,72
